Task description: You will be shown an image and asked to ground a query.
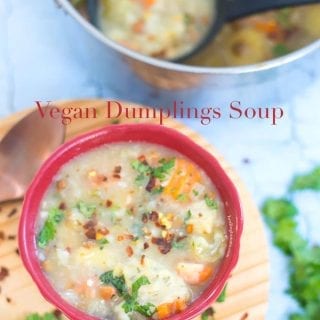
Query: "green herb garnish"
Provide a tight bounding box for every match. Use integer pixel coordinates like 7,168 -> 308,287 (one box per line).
25,312 -> 61,320
151,186 -> 164,195
201,307 -> 215,320
176,193 -> 187,201
98,238 -> 109,250
153,158 -> 175,181
37,208 -> 64,248
172,241 -> 186,249
217,285 -> 227,303
76,201 -> 96,218
184,210 -> 192,222
262,166 -> 320,319
193,189 -> 199,196
204,195 -> 218,210
100,271 -> 127,296
273,43 -> 290,57
99,271 -> 156,317
289,166 -> 320,191
131,158 -> 175,185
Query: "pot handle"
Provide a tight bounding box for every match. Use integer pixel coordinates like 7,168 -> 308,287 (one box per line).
225,0 -> 320,21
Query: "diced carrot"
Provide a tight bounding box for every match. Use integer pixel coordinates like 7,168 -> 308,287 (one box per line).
177,263 -> 214,285
164,158 -> 201,200
186,224 -> 194,234
157,303 -> 172,319
173,298 -> 187,312
143,0 -> 156,8
132,19 -> 145,33
99,286 -> 116,300
254,20 -> 280,35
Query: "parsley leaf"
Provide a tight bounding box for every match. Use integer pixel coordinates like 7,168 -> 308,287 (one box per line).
262,166 -> 320,320
217,285 -> 227,302
99,271 -> 156,317
204,195 -> 218,210
76,201 -> 96,218
152,158 -> 175,181
289,166 -> 320,191
201,307 -> 215,320
37,208 -> 64,248
184,210 -> 192,222
100,271 -> 127,296
26,312 -> 61,320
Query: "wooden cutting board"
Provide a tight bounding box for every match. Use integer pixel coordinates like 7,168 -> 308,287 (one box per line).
0,100 -> 269,320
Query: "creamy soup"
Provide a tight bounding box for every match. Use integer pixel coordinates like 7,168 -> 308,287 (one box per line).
36,143 -> 227,320
98,0 -> 215,59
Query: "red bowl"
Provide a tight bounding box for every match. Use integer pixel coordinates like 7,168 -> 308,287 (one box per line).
19,124 -> 243,320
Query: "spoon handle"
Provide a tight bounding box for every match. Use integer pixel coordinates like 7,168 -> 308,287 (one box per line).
225,0 -> 320,21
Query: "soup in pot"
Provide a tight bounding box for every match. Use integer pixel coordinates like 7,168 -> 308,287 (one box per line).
36,142 -> 227,320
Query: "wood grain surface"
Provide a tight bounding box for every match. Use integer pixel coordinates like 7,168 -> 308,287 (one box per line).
0,100 -> 269,320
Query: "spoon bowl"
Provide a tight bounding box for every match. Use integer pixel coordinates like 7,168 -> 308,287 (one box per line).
0,109 -> 65,203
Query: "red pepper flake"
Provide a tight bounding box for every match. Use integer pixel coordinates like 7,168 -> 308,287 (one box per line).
0,267 -> 9,282
7,235 -> 16,241
15,248 -> 19,256
6,297 -> 12,303
0,231 -> 5,241
151,237 -> 172,254
149,211 -> 159,223
83,220 -> 97,229
59,202 -> 67,210
106,200 -> 113,208
84,228 -> 96,240
240,313 -> 249,320
7,208 -> 17,218
140,254 -> 146,266
113,173 -> 121,179
145,176 -> 156,192
142,213 -> 148,223
143,242 -> 149,250
114,166 -> 122,174
126,246 -> 134,257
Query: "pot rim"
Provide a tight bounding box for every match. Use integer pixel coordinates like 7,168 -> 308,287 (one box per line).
57,0 -> 320,75
19,123 -> 243,320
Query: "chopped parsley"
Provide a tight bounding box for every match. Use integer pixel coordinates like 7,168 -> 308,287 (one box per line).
193,189 -> 199,196
172,241 -> 186,249
37,208 -> 64,248
98,238 -> 109,250
100,271 -> 156,317
204,195 -> 219,210
131,158 -> 175,185
151,186 -> 164,195
201,307 -> 215,320
262,166 -> 320,319
25,312 -> 61,320
184,210 -> 192,222
273,43 -> 290,57
217,285 -> 227,302
176,193 -> 187,201
289,166 -> 320,191
76,201 -> 96,218
153,158 -> 175,181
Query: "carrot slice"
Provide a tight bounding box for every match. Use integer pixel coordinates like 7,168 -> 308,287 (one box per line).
164,158 -> 201,200
157,303 -> 172,319
99,286 -> 116,300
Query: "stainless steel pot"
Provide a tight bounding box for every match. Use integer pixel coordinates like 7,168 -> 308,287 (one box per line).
55,0 -> 320,106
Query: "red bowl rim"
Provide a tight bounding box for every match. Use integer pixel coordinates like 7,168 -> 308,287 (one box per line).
19,123 -> 243,320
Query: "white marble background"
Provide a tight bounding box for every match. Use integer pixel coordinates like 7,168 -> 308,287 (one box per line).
1,1 -> 320,319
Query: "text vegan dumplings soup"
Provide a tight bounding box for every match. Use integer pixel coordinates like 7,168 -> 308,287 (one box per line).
36,142 -> 227,320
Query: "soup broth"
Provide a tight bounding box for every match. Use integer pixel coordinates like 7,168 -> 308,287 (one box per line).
36,142 -> 227,320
